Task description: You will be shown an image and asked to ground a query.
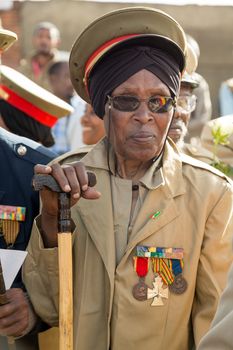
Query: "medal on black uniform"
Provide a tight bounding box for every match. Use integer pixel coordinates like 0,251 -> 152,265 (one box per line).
0,205 -> 26,247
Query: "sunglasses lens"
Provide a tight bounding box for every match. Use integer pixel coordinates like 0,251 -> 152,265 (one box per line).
112,96 -> 139,111
149,97 -> 173,113
110,95 -> 174,113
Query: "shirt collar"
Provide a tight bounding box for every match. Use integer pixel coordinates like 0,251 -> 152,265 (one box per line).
82,137 -> 185,196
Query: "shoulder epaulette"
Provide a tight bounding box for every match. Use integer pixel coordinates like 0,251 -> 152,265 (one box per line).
181,153 -> 232,183
49,145 -> 93,166
183,143 -> 214,161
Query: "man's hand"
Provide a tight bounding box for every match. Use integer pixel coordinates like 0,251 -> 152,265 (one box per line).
34,161 -> 101,216
0,288 -> 30,337
34,161 -> 101,248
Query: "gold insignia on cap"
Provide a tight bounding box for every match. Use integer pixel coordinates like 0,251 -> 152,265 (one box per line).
0,28 -> 17,52
0,87 -> 9,100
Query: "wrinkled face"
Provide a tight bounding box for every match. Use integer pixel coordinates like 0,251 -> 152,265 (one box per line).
104,69 -> 175,162
81,104 -> 105,145
168,83 -> 193,145
33,28 -> 59,54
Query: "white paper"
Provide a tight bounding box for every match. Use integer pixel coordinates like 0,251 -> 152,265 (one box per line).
0,249 -> 28,289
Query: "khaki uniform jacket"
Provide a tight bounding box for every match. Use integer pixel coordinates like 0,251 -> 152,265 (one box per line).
182,143 -> 214,165
23,139 -> 233,350
197,261 -> 233,350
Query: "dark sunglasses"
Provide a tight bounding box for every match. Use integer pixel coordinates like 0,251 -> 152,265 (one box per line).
107,95 -> 176,113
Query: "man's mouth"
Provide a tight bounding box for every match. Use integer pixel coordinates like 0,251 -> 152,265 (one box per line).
131,131 -> 154,143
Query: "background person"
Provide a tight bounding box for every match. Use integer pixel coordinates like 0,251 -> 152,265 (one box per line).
168,42 -> 199,149
168,42 -> 224,171
185,34 -> 212,142
23,8 -> 233,350
81,103 -> 105,145
218,78 -> 233,116
47,60 -> 85,154
18,21 -> 68,91
0,29 -> 72,350
0,64 -> 73,147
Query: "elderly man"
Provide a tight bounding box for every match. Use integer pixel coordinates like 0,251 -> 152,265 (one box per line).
168,47 -> 224,169
22,7 -> 233,350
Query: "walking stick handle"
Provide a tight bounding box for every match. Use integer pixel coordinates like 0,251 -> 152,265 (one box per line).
32,172 -> 96,193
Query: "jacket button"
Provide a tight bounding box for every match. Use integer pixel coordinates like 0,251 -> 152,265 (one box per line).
17,145 -> 27,156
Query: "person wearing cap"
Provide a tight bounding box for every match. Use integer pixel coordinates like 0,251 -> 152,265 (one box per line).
0,64 -> 73,148
168,43 -> 199,148
23,7 -> 233,350
18,21 -> 69,91
167,46 -> 213,162
184,34 -> 212,143
0,28 -> 72,350
47,60 -> 86,154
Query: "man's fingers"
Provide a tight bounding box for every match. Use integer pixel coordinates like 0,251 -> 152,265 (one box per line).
82,187 -> 101,200
34,164 -> 52,174
73,162 -> 88,192
50,163 -> 72,192
0,289 -> 28,337
34,161 -> 99,201
0,319 -> 28,337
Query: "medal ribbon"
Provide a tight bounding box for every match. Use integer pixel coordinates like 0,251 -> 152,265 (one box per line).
152,258 -> 174,285
134,257 -> 149,278
171,259 -> 184,276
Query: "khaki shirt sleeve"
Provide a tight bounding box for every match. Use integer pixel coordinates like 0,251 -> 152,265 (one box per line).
197,262 -> 233,350
22,216 -> 60,327
192,182 -> 233,345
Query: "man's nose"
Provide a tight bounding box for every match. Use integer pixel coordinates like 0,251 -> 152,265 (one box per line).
133,102 -> 153,123
173,108 -> 181,119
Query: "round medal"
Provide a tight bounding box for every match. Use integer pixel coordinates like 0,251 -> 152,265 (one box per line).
132,281 -> 148,301
169,274 -> 187,295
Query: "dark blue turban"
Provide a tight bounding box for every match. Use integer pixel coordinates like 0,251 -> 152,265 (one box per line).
88,44 -> 181,118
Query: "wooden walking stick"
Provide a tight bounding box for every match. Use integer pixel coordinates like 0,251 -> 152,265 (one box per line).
0,258 -> 16,350
32,172 -> 96,350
